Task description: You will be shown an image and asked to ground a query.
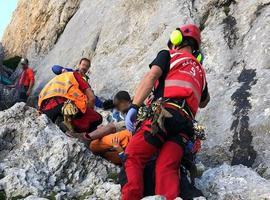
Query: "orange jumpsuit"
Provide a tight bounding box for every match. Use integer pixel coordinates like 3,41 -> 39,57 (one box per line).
89,129 -> 132,165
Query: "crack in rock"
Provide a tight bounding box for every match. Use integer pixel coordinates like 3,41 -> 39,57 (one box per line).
230,68 -> 257,167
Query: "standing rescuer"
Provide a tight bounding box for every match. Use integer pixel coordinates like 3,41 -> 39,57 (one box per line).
16,58 -> 35,102
122,24 -> 210,200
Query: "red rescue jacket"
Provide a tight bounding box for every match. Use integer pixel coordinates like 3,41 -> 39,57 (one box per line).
163,50 -> 206,116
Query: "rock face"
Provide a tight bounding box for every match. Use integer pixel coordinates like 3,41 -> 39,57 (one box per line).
2,0 -> 80,59
1,104 -> 270,199
10,0 -> 269,178
193,0 -> 270,178
0,103 -> 120,199
0,43 -> 4,65
196,164 -> 270,200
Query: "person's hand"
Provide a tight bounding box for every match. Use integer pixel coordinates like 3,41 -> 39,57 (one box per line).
125,108 -> 138,133
112,137 -> 120,148
7,85 -> 15,89
26,90 -> 31,96
112,136 -> 123,153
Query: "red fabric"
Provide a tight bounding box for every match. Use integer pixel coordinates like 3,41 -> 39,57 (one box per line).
155,141 -> 184,199
73,71 -> 89,91
19,68 -> 35,87
163,50 -> 206,116
41,97 -> 66,111
179,24 -> 201,46
122,120 -> 184,200
71,107 -> 102,132
192,138 -> 201,154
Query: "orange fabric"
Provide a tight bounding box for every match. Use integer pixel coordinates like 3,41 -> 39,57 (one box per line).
90,129 -> 131,153
103,151 -> 122,165
19,68 -> 35,87
38,72 -> 88,113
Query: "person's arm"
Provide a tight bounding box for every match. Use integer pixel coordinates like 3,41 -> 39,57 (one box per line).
26,79 -> 34,96
73,71 -> 95,109
85,123 -> 116,140
52,65 -> 64,75
26,70 -> 35,96
95,95 -> 104,108
132,66 -> 163,106
84,88 -> 95,109
52,65 -> 73,75
7,84 -> 16,88
199,83 -> 210,108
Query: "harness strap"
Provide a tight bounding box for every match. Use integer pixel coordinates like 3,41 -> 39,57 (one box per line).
163,102 -> 193,120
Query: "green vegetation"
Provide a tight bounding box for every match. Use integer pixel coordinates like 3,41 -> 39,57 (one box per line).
199,10 -> 210,31
0,190 -> 6,200
3,56 -> 21,71
75,190 -> 93,200
11,195 -> 28,200
107,171 -> 119,182
224,6 -> 230,16
46,191 -> 57,200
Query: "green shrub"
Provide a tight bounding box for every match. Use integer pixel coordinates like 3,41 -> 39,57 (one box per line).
0,190 -> 6,200
3,56 -> 22,71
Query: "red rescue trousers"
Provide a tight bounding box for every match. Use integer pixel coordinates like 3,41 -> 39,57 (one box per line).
71,107 -> 102,133
121,120 -> 185,200
41,97 -> 102,133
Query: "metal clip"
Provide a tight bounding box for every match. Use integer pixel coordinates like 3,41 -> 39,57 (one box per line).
193,120 -> 206,140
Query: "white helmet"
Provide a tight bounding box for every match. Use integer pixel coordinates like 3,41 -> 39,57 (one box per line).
20,58 -> 29,65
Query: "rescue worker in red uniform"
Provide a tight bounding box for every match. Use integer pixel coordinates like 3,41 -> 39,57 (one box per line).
122,24 -> 210,200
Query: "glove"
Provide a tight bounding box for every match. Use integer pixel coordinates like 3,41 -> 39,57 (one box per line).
62,100 -> 78,116
125,108 -> 138,133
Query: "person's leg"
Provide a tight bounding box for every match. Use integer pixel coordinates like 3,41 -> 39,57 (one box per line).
18,86 -> 28,102
42,103 -> 63,123
121,120 -> 163,200
143,159 -> 156,197
103,151 -> 122,165
89,129 -> 132,153
71,107 -> 102,132
155,137 -> 184,200
117,130 -> 132,149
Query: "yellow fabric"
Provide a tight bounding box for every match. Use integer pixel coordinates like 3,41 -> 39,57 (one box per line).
38,72 -> 87,113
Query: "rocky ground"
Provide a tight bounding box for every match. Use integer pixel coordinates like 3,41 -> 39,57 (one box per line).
1,104 -> 270,200
0,0 -> 270,199
0,103 -> 120,200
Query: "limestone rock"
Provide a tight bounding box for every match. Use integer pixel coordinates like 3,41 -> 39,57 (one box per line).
196,164 -> 270,200
24,196 -> 49,200
141,196 -> 166,200
0,43 -> 4,65
0,103 -> 120,199
192,0 -> 270,176
193,197 -> 206,200
3,0 -> 268,177
2,0 -> 81,59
